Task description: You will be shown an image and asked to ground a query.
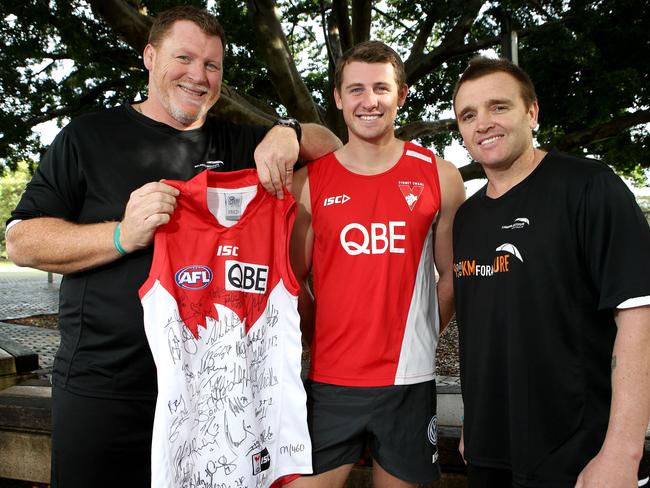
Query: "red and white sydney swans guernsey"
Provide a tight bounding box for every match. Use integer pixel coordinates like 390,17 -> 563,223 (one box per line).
308,141 -> 442,386
139,169 -> 311,488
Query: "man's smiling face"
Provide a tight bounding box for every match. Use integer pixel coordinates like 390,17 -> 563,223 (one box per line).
144,20 -> 223,130
334,61 -> 407,145
454,71 -> 538,171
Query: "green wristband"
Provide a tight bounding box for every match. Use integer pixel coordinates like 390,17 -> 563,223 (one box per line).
113,223 -> 127,256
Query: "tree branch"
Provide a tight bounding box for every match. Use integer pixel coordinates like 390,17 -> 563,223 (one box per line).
212,85 -> 278,125
552,109 -> 650,152
351,0 -> 371,44
26,77 -> 129,126
405,0 -> 486,85
331,0 -> 352,53
459,161 -> 486,182
246,0 -> 322,123
395,118 -> 458,140
407,14 -> 436,60
87,0 -> 151,53
405,17 -> 564,86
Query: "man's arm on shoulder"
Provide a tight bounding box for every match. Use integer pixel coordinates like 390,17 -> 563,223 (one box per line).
289,166 -> 316,347
6,181 -> 179,275
255,123 -> 341,199
433,158 -> 466,332
576,305 -> 650,488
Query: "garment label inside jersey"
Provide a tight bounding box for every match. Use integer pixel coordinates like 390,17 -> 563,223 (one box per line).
225,193 -> 243,221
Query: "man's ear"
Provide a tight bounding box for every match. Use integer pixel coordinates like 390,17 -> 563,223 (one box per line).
334,88 -> 343,110
398,84 -> 408,107
143,44 -> 155,71
528,100 -> 539,129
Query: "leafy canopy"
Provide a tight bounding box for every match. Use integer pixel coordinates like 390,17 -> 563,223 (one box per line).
1,0 -> 648,183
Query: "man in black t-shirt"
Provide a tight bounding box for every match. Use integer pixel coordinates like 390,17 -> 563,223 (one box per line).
5,6 -> 340,488
452,57 -> 650,487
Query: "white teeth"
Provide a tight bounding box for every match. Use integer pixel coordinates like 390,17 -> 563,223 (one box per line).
479,135 -> 502,145
179,85 -> 206,97
359,115 -> 380,121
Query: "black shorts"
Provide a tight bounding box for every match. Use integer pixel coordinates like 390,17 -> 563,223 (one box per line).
51,386 -> 156,488
305,379 -> 441,484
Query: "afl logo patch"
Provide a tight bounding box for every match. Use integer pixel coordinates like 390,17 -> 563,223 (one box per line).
175,265 -> 213,290
427,415 -> 438,446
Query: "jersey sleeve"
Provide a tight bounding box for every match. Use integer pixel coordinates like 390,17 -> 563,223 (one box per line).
578,169 -> 650,310
9,127 -> 85,224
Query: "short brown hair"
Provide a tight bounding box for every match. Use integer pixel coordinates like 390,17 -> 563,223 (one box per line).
335,41 -> 406,90
148,6 -> 226,52
453,56 -> 537,108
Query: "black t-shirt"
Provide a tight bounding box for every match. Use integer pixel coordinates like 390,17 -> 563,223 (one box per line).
452,150 -> 650,485
10,104 -> 267,400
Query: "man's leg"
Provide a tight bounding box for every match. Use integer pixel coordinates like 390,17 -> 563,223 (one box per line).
370,380 -> 441,486
51,386 -> 155,488
373,460 -> 417,488
298,381 -> 369,487
288,464 -> 355,488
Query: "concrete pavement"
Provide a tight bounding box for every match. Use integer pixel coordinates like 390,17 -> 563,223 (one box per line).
0,264 -> 61,371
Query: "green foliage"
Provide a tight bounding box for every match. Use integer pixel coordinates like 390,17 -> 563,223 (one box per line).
0,0 -> 146,171
0,161 -> 31,257
0,0 -> 648,186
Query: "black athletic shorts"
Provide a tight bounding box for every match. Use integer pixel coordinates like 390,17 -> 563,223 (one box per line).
305,379 -> 441,484
51,386 -> 156,488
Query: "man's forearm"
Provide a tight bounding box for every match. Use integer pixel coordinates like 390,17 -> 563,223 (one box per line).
437,273 -> 455,333
6,218 -> 122,275
298,123 -> 342,161
602,306 -> 650,460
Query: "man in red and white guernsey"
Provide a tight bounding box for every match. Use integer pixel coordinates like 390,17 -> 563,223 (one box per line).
140,169 -> 311,488
289,41 -> 465,488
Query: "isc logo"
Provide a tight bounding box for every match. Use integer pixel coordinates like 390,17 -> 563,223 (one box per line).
216,244 -> 239,256
225,260 -> 269,294
323,194 -> 350,206
175,265 -> 213,290
251,447 -> 271,475
340,222 -> 406,256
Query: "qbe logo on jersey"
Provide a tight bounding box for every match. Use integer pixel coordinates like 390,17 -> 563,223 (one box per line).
340,221 -> 406,256
175,265 -> 213,290
225,260 -> 269,294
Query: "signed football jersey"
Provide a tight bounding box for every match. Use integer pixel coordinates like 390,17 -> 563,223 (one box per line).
308,142 -> 442,386
140,169 -> 311,488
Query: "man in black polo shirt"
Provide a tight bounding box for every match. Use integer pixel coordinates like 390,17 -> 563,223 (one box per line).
6,6 -> 340,487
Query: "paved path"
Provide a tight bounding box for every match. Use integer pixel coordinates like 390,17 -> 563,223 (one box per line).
0,264 -> 61,371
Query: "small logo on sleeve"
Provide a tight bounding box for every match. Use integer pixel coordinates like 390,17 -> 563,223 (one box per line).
175,265 -> 213,290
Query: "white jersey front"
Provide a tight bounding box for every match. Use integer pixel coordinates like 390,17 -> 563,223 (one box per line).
140,169 -> 311,488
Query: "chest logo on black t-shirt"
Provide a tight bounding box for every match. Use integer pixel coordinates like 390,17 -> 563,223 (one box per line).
454,243 -> 523,279
501,217 -> 530,230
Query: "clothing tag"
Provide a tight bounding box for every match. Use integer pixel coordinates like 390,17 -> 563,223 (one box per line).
224,193 -> 243,221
